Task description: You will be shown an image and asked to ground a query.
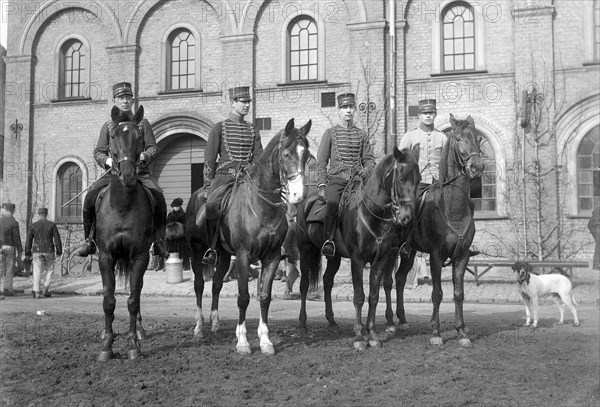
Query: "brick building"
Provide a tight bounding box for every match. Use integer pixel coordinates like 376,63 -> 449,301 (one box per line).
1,0 -> 598,262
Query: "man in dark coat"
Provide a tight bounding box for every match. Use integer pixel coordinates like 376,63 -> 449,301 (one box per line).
76,82 -> 169,260
24,208 -> 62,298
201,86 -> 263,265
166,198 -> 190,270
0,202 -> 22,298
588,207 -> 600,271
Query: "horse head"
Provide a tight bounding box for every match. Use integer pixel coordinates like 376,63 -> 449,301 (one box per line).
109,105 -> 145,187
387,145 -> 421,226
277,118 -> 312,204
448,114 -> 485,179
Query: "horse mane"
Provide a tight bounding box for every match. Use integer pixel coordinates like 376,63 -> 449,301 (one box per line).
438,131 -> 453,182
371,153 -> 395,181
252,124 -> 310,175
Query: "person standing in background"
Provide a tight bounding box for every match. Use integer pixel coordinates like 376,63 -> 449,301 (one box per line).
0,202 -> 23,299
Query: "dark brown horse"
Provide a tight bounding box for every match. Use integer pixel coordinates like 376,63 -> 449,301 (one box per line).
296,147 -> 420,350
186,118 -> 311,355
95,106 -> 153,361
383,114 -> 484,347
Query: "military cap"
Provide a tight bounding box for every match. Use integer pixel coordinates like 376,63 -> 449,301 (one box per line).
337,93 -> 356,108
171,198 -> 184,207
113,82 -> 134,98
229,86 -> 252,102
38,207 -> 48,215
418,99 -> 437,113
2,202 -> 16,212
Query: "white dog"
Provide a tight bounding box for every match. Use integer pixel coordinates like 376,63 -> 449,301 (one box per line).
512,261 -> 579,328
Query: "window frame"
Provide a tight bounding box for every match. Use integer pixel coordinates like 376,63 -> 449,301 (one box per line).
576,126 -> 600,212
287,15 -> 319,83
161,24 -> 202,92
54,35 -> 91,101
441,2 -> 476,73
55,162 -> 83,224
166,28 -> 197,91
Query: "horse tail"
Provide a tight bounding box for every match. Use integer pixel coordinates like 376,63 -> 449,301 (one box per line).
296,197 -> 321,290
116,258 -> 132,286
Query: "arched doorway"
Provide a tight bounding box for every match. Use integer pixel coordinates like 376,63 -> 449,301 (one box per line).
153,133 -> 206,209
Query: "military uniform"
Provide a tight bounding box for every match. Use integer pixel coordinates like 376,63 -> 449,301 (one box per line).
202,86 -> 263,265
0,203 -> 22,297
317,93 -> 375,257
77,82 -> 168,258
24,208 -> 62,298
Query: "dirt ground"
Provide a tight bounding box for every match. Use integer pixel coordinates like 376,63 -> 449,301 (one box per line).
1,295 -> 599,407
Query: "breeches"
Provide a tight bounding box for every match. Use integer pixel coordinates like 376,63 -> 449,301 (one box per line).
0,246 -> 16,291
32,253 -> 56,292
324,177 -> 348,204
206,173 -> 235,219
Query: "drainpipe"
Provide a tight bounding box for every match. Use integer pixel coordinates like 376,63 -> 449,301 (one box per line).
389,0 -> 397,149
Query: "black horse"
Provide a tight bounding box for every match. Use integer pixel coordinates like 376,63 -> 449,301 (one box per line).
186,118 -> 311,355
383,114 -> 484,347
296,146 -> 420,350
95,106 -> 154,361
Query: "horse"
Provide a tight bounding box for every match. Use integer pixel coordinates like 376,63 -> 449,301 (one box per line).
383,114 -> 484,347
95,106 -> 154,361
186,118 -> 311,355
296,146 -> 420,350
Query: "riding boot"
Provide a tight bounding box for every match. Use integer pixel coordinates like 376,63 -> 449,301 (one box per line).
152,191 -> 170,260
42,287 -> 52,298
321,201 -> 338,257
202,200 -> 220,265
76,207 -> 96,257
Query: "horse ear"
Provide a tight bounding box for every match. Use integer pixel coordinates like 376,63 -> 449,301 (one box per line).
465,115 -> 475,127
411,144 -> 420,162
111,106 -> 120,121
301,119 -> 312,135
285,118 -> 295,135
133,105 -> 144,123
393,146 -> 405,162
449,113 -> 457,128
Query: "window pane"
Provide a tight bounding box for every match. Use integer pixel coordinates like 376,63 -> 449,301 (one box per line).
291,36 -> 299,50
188,44 -> 195,59
291,24 -> 300,36
309,65 -> 317,79
580,198 -> 592,210
579,184 -> 592,195
444,56 -> 454,70
188,61 -> 195,75
291,66 -> 299,81
465,54 -> 474,69
172,47 -> 179,60
300,50 -> 308,64
579,156 -> 592,169
465,38 -> 474,53
454,18 -> 464,37
300,65 -> 308,80
465,22 -> 474,36
444,39 -> 454,54
309,50 -> 317,63
444,23 -> 453,37
180,63 -> 187,75
309,34 -> 317,49
455,39 -> 463,53
180,44 -> 188,60
579,171 -> 592,183
291,51 -> 299,65
172,62 -> 179,75
300,30 -> 309,48
455,56 -> 464,70
171,77 -> 178,89
188,75 -> 195,88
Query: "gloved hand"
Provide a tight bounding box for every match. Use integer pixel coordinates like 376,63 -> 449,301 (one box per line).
358,167 -> 370,179
318,187 -> 325,200
105,157 -> 114,169
139,152 -> 147,167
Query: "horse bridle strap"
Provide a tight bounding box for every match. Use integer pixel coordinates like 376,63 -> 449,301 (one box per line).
358,202 -> 393,265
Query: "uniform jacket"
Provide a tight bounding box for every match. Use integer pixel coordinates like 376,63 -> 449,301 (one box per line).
94,111 -> 158,176
25,218 -> 63,256
398,125 -> 447,184
317,122 -> 375,187
203,112 -> 263,187
0,215 -> 22,252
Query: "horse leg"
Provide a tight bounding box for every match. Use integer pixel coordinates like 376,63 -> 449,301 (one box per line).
383,264 -> 395,334
126,259 -> 147,360
257,254 -> 279,355
323,255 -> 341,329
235,253 -> 252,355
298,234 -> 320,335
192,251 -> 206,338
429,253 -> 444,345
210,253 -> 231,333
365,261 -> 392,348
350,259 -> 367,351
453,255 -> 472,347
136,309 -> 147,341
394,253 -> 416,330
99,256 -> 117,361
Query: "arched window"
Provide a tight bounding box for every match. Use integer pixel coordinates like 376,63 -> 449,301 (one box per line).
441,2 -> 475,72
288,16 -> 318,82
577,125 -> 600,211
59,39 -> 86,99
56,163 -> 82,223
168,29 -> 196,90
471,134 -> 497,213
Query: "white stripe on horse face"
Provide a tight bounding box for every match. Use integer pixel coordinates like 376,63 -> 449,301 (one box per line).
287,145 -> 307,204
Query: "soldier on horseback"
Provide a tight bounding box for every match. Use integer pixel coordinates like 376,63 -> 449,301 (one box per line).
76,82 -> 169,259
317,93 -> 375,257
397,99 -> 447,257
201,86 -> 263,265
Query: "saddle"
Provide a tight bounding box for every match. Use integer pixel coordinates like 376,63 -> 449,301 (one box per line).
305,178 -> 361,223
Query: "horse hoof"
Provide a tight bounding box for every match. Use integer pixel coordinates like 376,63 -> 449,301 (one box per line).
458,338 -> 472,348
385,325 -> 396,334
368,339 -> 382,348
136,329 -> 147,341
353,341 -> 367,351
574,322 -> 580,327
260,344 -> 276,355
430,337 -> 443,346
127,348 -> 141,360
399,323 -> 410,331
193,329 -> 204,339
236,345 -> 252,355
98,350 -> 115,362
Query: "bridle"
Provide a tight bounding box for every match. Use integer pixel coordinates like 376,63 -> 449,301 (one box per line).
449,129 -> 481,178
108,121 -> 142,175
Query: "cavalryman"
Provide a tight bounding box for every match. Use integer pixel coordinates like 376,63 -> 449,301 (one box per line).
397,98 -> 447,257
317,93 -> 375,257
202,86 -> 263,265
76,82 -> 169,259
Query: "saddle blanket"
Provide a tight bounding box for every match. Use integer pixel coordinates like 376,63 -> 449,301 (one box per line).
305,198 -> 327,223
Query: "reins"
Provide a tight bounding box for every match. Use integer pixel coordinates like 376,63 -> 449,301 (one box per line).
108,121 -> 142,175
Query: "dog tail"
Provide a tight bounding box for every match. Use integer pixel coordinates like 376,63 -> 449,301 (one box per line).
571,293 -> 579,307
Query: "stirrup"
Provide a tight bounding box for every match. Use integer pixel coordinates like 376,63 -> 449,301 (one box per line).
76,240 -> 96,257
321,240 -> 336,257
202,248 -> 218,266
